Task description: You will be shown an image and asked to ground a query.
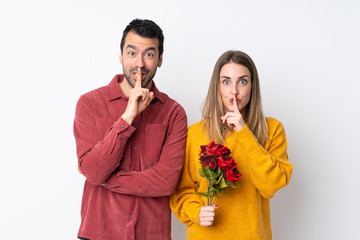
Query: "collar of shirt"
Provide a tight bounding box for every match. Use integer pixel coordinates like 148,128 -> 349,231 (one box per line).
108,74 -> 165,104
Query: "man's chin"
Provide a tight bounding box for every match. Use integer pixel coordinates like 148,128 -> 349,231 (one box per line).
142,79 -> 153,88
123,75 -> 135,88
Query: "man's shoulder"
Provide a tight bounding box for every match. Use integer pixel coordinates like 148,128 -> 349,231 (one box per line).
152,89 -> 187,128
77,75 -> 119,105
83,84 -> 108,97
77,85 -> 108,105
156,91 -> 175,105
155,90 -> 185,112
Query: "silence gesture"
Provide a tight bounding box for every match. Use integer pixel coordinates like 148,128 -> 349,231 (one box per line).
220,94 -> 246,132
121,67 -> 155,125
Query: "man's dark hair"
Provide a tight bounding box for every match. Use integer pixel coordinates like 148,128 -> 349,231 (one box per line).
120,19 -> 164,57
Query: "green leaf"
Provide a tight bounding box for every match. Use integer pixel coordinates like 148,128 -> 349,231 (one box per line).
199,168 -> 205,178
219,176 -> 229,189
220,190 -> 230,195
202,167 -> 217,179
197,192 -> 209,198
210,186 -> 218,193
210,167 -> 221,179
226,180 -> 239,188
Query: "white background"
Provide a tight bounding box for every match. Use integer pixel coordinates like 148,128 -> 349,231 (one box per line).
1,0 -> 359,239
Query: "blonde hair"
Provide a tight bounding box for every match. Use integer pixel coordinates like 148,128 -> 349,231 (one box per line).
202,50 -> 269,145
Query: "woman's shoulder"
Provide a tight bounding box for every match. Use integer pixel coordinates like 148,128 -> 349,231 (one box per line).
187,120 -> 209,145
188,120 -> 205,133
266,117 -> 282,127
265,117 -> 286,137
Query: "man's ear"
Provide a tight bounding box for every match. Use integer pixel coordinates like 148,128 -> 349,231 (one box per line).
119,52 -> 123,64
157,54 -> 163,68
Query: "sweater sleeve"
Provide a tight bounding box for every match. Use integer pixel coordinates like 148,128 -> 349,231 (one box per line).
73,95 -> 135,186
169,125 -> 204,226
102,104 -> 188,197
235,118 -> 293,199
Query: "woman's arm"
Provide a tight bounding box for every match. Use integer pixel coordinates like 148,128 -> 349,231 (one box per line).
169,126 -> 205,226
235,118 -> 293,199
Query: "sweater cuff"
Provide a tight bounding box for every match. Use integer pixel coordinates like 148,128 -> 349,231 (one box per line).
234,125 -> 253,139
188,204 -> 202,225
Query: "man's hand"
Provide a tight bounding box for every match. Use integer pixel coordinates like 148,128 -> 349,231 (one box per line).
121,67 -> 155,125
220,94 -> 246,132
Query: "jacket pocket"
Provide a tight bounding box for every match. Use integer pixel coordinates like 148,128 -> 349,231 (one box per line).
140,123 -> 168,170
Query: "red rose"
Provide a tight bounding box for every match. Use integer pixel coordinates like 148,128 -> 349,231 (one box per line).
205,141 -> 231,157
199,155 -> 218,169
204,141 -> 217,156
217,145 -> 230,156
218,155 -> 236,170
200,145 -> 207,154
225,166 -> 242,183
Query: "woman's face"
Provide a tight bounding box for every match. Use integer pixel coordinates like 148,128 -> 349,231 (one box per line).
219,62 -> 252,114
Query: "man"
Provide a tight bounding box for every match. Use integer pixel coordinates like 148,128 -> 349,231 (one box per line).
74,19 -> 187,240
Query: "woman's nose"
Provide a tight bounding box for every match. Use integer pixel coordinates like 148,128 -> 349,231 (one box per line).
231,85 -> 238,95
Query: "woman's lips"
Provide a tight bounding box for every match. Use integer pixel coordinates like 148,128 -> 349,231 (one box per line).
230,98 -> 240,104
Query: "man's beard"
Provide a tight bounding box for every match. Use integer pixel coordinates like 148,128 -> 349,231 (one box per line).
123,66 -> 154,88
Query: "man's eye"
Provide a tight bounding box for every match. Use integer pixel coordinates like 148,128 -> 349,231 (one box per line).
145,53 -> 154,58
128,52 -> 135,56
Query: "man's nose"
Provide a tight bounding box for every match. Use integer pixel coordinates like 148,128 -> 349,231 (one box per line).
137,54 -> 145,68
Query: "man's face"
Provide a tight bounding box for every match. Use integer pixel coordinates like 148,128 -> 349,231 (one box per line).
120,31 -> 163,88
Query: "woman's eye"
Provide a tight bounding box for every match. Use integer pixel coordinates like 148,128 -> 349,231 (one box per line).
223,80 -> 230,85
239,79 -> 247,84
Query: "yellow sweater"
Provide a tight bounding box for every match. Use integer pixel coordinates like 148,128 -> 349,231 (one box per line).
170,117 -> 293,240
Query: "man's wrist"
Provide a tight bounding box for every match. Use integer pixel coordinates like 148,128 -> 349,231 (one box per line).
121,113 -> 134,125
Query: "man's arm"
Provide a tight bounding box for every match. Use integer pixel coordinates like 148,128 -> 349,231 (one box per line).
103,104 -> 188,197
74,95 -> 135,185
75,69 -> 155,185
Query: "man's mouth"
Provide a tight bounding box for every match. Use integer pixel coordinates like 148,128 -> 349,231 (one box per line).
131,68 -> 149,81
132,71 -> 144,81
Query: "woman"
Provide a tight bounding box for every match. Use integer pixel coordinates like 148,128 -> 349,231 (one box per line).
170,50 -> 293,239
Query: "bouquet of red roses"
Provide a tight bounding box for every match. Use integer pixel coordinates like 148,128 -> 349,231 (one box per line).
198,141 -> 242,206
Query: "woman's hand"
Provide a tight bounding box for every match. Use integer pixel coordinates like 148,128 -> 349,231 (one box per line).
199,205 -> 218,227
221,95 -> 246,132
